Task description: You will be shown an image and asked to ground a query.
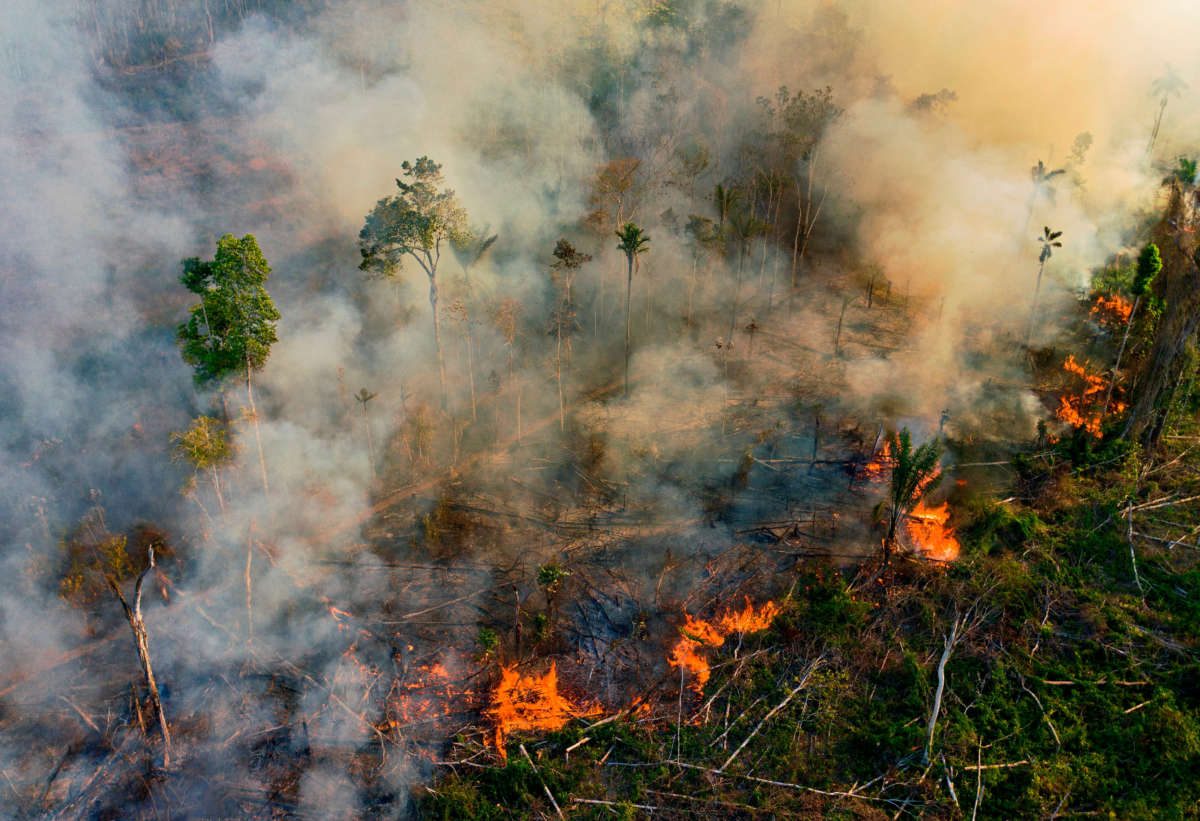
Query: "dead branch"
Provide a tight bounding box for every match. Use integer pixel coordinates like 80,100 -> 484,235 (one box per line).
519,744 -> 564,820
924,615 -> 962,764
719,655 -> 824,772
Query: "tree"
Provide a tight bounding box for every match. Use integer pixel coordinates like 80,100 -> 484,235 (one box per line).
489,298 -> 524,441
616,222 -> 650,397
1025,226 -> 1063,348
880,429 -> 943,566
1148,66 -> 1188,152
171,415 -> 233,516
1105,243 -> 1161,414
450,229 -> 498,422
109,548 -> 172,767
1023,160 -> 1065,238
354,388 -> 378,480
177,234 -> 279,494
359,157 -> 470,411
550,240 -> 591,432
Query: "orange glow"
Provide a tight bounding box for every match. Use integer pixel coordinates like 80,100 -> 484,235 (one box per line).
904,501 -> 961,561
862,440 -> 895,481
1057,355 -> 1124,438
1091,294 -> 1132,326
387,662 -> 475,729
669,599 -> 780,693
489,663 -> 599,758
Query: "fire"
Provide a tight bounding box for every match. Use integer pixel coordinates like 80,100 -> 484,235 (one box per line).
1091,294 -> 1132,326
668,599 -> 780,692
489,663 -> 599,758
387,662 -> 475,730
861,440 -> 895,481
903,501 -> 960,561
1057,355 -> 1124,438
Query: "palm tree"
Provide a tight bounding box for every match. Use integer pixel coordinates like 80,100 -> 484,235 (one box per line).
616,222 -> 649,396
354,388 -> 378,479
1022,160 -> 1065,238
1149,66 -> 1188,152
880,429 -> 943,566
1104,243 -> 1161,414
1025,226 -> 1063,348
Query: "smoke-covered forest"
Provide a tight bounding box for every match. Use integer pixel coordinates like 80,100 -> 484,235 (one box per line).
4,1 -> 1200,818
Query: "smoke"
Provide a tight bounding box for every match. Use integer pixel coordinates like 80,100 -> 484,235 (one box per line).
2,0 -> 1198,816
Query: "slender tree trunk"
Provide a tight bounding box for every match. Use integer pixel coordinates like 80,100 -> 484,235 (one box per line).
245,362 -> 269,495
361,401 -> 376,480
556,323 -> 565,433
429,274 -> 447,411
834,294 -> 850,356
110,551 -> 171,767
1104,295 -> 1141,414
624,254 -> 634,397
466,321 -> 477,422
209,465 -> 225,515
1149,97 -> 1167,152
726,243 -> 747,371
1025,259 -> 1047,349
686,254 -> 699,328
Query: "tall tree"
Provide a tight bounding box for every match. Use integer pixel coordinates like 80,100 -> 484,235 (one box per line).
1023,160 -> 1065,238
550,240 -> 591,431
354,388 -> 378,480
450,229 -> 498,422
1025,226 -> 1063,348
1148,66 -> 1188,152
880,429 -> 943,566
616,222 -> 650,397
177,234 -> 279,494
1104,243 -> 1161,414
359,157 -> 470,411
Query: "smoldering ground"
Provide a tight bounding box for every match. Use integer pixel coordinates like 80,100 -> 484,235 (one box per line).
1,0 -> 1197,817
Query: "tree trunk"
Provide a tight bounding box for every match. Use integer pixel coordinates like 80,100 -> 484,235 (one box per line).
361,402 -> 376,480
209,465 -> 225,515
624,253 -> 634,397
556,323 -> 565,433
429,273 -> 448,411
245,363 -> 269,495
466,320 -> 477,422
1025,259 -> 1047,349
110,551 -> 171,767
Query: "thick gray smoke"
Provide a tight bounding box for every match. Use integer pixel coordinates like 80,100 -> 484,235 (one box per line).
2,0 -> 1198,817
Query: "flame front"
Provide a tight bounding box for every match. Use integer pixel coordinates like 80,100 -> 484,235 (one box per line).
862,440 -> 895,481
1091,294 -> 1132,326
1057,355 -> 1124,437
669,599 -> 780,693
904,501 -> 960,561
489,663 -> 598,758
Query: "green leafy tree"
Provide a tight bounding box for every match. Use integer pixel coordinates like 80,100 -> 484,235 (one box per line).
616,222 -> 650,397
880,429 -> 943,566
177,234 -> 279,494
550,240 -> 591,432
1174,156 -> 1197,186
359,157 -> 470,410
171,415 -> 234,515
1025,226 -> 1063,348
1105,243 -> 1162,414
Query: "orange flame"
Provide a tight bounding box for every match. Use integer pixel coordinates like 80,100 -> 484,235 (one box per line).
1090,294 -> 1132,326
489,663 -> 599,758
668,599 -> 780,692
904,501 -> 960,561
862,440 -> 895,481
1057,355 -> 1124,438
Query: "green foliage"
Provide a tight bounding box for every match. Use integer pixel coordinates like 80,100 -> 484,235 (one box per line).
1134,242 -> 1163,296
170,416 -> 233,472
536,562 -> 571,596
359,157 -> 470,280
884,428 -> 944,547
475,627 -> 499,657
176,234 -> 279,386
614,222 -> 650,262
1175,156 -> 1197,186
58,505 -> 134,607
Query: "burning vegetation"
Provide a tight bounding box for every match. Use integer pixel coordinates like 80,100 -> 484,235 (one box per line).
488,664 -> 598,758
903,501 -> 960,561
1057,354 -> 1125,437
668,599 -> 782,692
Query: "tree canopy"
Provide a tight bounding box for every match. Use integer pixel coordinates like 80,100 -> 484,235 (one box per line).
176,234 -> 279,386
359,156 -> 470,280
